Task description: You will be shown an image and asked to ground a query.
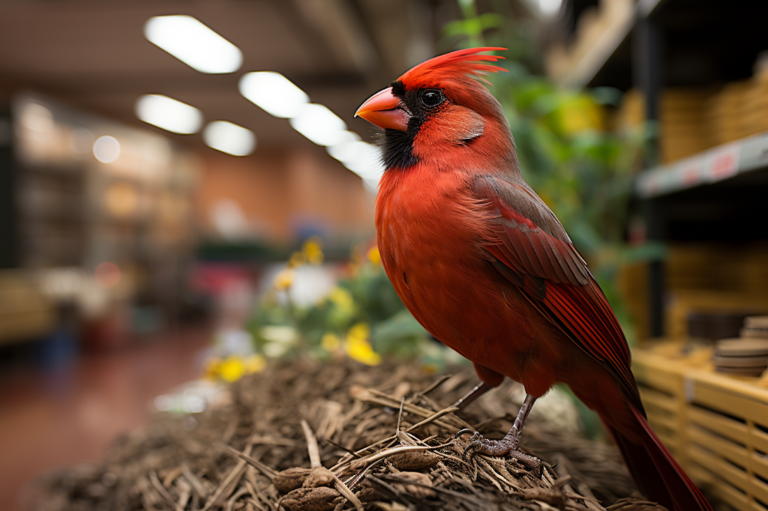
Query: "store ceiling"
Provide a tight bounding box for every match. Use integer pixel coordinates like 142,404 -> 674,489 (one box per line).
0,0 -> 459,151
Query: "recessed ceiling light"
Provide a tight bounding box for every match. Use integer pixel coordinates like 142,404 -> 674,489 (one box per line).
239,72 -> 309,118
144,15 -> 242,74
135,94 -> 203,134
203,121 -> 256,156
93,136 -> 121,164
538,0 -> 562,16
289,104 -> 347,146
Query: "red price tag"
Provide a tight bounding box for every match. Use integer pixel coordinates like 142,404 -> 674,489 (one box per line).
710,147 -> 739,181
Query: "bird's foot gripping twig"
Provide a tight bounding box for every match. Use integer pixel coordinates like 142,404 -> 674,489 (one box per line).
454,428 -> 542,477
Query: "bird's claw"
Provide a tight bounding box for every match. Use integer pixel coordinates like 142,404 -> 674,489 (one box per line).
458,430 -> 542,477
452,428 -> 477,440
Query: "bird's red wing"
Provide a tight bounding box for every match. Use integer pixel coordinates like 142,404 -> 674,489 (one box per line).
472,176 -> 642,410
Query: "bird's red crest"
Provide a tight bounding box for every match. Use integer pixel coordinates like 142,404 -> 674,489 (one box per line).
398,47 -> 507,88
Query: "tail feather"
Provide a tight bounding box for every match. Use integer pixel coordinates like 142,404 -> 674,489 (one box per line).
606,406 -> 712,511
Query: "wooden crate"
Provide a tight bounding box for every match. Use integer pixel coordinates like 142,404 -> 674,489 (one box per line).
685,370 -> 768,511
633,346 -> 768,511
633,348 -> 687,459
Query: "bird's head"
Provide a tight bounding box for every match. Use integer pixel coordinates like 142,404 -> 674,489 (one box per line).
355,47 -> 513,171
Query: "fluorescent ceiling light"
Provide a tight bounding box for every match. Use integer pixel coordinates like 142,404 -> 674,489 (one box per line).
289,104 -> 347,146
327,131 -> 362,162
135,94 -> 203,134
239,72 -> 309,118
328,135 -> 383,189
144,15 -> 242,74
342,142 -> 384,181
203,121 -> 256,156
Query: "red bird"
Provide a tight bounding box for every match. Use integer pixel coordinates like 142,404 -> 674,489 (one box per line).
355,48 -> 711,511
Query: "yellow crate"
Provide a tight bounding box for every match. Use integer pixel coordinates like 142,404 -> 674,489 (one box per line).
633,345 -> 768,511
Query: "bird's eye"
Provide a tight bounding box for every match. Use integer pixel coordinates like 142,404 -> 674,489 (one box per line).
421,89 -> 444,108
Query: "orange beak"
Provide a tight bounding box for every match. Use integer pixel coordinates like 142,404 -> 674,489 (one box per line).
355,87 -> 410,131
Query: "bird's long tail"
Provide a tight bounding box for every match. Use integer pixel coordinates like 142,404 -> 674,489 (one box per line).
605,405 -> 712,511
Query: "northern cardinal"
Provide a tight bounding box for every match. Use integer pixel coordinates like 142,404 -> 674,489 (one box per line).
355,48 -> 711,511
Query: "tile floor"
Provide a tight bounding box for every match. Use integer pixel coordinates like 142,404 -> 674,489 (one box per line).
0,325 -> 212,511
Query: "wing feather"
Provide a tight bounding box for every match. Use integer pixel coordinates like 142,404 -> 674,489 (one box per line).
473,175 -> 642,410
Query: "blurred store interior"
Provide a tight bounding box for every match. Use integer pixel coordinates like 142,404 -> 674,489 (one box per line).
0,1 -> 458,507
3,0 -> 768,510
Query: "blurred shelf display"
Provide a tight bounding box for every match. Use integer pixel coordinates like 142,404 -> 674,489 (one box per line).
0,92 -> 202,347
554,4 -> 768,502
620,244 -> 768,342
633,341 -> 768,511
12,93 -> 201,268
621,52 -> 768,183
0,270 -> 55,346
551,0 -> 768,348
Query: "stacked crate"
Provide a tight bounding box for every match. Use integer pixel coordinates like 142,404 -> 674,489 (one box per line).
616,56 -> 768,165
618,244 -> 768,341
633,344 -> 768,511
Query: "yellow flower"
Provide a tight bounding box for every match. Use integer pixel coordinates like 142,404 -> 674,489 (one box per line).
347,322 -> 370,341
303,237 -> 324,265
288,252 -> 306,268
328,287 -> 354,310
274,269 -> 295,290
203,356 -> 222,380
367,246 -> 381,265
345,336 -> 381,366
219,356 -> 246,382
244,354 -> 266,374
321,333 -> 341,352
344,323 -> 379,366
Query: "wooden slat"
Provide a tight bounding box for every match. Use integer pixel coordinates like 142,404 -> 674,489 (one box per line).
647,412 -> 678,433
633,350 -> 684,391
752,428 -> 768,455
753,478 -> 768,509
692,381 -> 768,427
689,425 -> 768,485
689,406 -> 750,447
639,387 -> 679,413
689,465 -> 754,511
690,444 -> 750,494
688,370 -> 768,417
689,426 -> 750,473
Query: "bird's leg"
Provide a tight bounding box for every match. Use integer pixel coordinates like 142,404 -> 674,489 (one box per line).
456,394 -> 541,475
451,381 -> 492,411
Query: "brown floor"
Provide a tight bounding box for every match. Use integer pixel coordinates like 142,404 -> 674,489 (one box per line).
0,325 -> 212,511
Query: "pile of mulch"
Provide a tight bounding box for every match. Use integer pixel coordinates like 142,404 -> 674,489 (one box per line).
31,358 -> 665,511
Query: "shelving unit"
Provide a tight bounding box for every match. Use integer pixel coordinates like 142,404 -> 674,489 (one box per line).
555,0 -> 768,337
552,3 -> 768,505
